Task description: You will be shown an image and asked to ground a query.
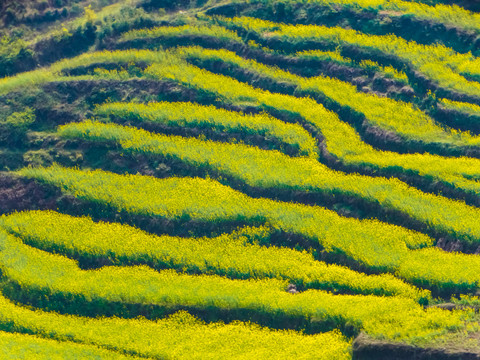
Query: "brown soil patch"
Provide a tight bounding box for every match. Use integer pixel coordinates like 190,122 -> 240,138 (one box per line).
0,173 -> 62,216
353,332 -> 480,360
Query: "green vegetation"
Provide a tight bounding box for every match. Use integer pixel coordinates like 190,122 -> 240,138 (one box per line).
95,101 -> 318,157
0,108 -> 36,145
0,210 -> 425,298
16,165 -> 480,295
244,0 -> 480,34
0,0 -> 164,78
0,229 -> 469,340
176,45 -> 473,147
0,330 -> 143,360
0,294 -> 351,359
357,59 -> 409,83
0,108 -> 35,132
0,36 -> 34,77
2,0 -> 480,357
217,16 -> 480,99
439,98 -> 480,116
60,105 -> 480,252
121,24 -> 243,44
139,47 -> 480,202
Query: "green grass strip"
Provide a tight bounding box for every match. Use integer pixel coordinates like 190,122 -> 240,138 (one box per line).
95,101 -> 318,157
0,210 -> 423,299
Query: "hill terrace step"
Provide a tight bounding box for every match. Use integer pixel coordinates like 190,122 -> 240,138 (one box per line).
353,333 -> 480,360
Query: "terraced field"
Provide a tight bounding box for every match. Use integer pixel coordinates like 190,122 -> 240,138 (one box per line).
1,0 -> 480,358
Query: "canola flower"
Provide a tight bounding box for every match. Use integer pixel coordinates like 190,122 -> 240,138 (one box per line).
217,16 -> 480,99
0,330 -> 144,360
0,293 -> 351,359
95,101 -> 318,157
16,165 -> 480,293
0,210 -> 425,299
0,229 -> 468,341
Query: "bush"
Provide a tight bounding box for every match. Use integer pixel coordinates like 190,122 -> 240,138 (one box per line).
0,36 -> 35,77
0,108 -> 36,145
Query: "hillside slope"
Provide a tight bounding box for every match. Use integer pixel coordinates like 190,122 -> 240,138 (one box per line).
1,0 -> 480,359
